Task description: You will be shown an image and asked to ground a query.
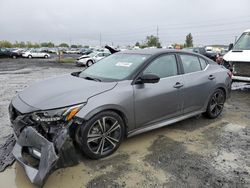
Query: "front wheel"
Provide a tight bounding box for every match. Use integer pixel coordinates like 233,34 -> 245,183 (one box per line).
77,111 -> 125,159
28,55 -> 32,59
205,89 -> 225,119
44,55 -> 48,59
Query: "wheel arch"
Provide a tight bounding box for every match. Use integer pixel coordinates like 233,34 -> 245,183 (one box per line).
203,84 -> 227,111
217,86 -> 227,98
78,105 -> 129,136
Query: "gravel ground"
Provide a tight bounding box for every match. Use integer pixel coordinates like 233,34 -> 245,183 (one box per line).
0,58 -> 249,188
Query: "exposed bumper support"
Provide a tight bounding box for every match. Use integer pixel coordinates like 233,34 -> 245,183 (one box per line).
232,75 -> 250,82
13,126 -> 79,187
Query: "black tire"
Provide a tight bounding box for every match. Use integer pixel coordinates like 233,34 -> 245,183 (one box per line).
44,55 -> 48,59
77,111 -> 125,159
87,60 -> 94,67
12,55 -> 17,59
205,89 -> 225,119
28,55 -> 32,59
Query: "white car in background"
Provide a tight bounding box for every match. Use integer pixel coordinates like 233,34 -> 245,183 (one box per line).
76,51 -> 111,67
22,49 -> 50,59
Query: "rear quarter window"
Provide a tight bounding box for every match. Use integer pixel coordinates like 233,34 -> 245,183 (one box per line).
199,58 -> 207,70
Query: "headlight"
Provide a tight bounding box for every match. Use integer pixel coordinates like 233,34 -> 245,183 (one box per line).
31,104 -> 85,123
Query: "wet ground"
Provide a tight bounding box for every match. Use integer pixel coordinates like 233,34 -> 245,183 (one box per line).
0,58 -> 249,188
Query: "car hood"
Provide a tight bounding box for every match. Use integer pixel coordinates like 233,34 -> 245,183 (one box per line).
223,50 -> 250,62
18,74 -> 117,110
79,55 -> 90,59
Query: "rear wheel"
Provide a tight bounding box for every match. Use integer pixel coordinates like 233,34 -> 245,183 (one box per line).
28,55 -> 32,59
77,111 -> 125,159
44,55 -> 48,59
205,89 -> 225,119
12,55 -> 17,59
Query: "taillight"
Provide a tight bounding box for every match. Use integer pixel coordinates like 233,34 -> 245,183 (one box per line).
227,71 -> 232,78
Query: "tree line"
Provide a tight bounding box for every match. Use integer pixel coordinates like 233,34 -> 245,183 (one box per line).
0,33 -> 193,49
0,41 -> 86,48
135,33 -> 193,49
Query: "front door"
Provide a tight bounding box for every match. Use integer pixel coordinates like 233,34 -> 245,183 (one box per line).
133,54 -> 184,128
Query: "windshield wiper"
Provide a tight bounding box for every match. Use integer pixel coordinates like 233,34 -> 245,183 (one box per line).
84,76 -> 102,82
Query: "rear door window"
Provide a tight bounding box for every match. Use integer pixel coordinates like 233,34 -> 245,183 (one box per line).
180,54 -> 202,73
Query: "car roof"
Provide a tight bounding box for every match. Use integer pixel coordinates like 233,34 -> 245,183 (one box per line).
119,48 -> 199,56
243,29 -> 250,33
118,48 -> 214,63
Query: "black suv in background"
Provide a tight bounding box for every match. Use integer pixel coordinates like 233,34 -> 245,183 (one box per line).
0,48 -> 20,59
183,47 -> 217,61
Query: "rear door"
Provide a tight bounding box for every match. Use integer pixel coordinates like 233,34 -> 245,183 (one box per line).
133,54 -> 184,128
178,53 -> 214,114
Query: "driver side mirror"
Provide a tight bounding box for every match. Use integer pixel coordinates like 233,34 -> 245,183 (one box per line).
228,43 -> 233,51
71,71 -> 81,76
135,74 -> 160,84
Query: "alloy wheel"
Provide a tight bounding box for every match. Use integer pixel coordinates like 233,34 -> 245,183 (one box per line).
209,90 -> 225,117
87,116 -> 122,155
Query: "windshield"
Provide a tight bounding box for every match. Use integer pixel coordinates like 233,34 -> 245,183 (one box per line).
88,52 -> 98,57
79,53 -> 149,81
233,32 -> 250,50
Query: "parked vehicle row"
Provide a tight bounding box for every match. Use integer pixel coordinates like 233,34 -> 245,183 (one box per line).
0,47 -> 113,59
0,48 -> 22,59
0,48 -> 50,59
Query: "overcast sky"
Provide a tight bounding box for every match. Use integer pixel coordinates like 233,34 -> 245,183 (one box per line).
0,0 -> 250,47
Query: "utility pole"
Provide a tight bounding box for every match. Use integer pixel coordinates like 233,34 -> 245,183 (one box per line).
69,38 -> 72,48
156,25 -> 159,39
99,33 -> 102,47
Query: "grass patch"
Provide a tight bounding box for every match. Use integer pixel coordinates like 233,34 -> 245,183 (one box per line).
57,58 -> 75,64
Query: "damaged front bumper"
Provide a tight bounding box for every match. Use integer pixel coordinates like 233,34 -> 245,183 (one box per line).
12,125 -> 79,187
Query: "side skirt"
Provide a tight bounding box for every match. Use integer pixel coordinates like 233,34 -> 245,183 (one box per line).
127,110 -> 204,138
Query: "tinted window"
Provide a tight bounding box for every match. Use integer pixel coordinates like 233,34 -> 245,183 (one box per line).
199,58 -> 207,69
143,55 -> 178,78
180,54 -> 202,73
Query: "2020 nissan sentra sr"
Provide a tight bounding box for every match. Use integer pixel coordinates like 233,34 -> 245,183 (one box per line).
9,49 -> 232,186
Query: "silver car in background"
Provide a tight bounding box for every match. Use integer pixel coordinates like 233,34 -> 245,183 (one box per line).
22,49 -> 50,58
9,49 -> 232,186
75,51 -> 111,67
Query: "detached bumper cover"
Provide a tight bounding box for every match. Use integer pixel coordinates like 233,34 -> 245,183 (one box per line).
13,126 -> 78,187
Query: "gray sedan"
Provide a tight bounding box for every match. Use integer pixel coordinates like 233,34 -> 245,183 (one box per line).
9,49 -> 232,186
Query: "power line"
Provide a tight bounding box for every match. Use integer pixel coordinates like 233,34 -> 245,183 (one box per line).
101,16 -> 250,36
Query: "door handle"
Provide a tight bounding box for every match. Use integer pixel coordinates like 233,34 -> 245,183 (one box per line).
173,82 -> 184,88
208,75 -> 215,80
